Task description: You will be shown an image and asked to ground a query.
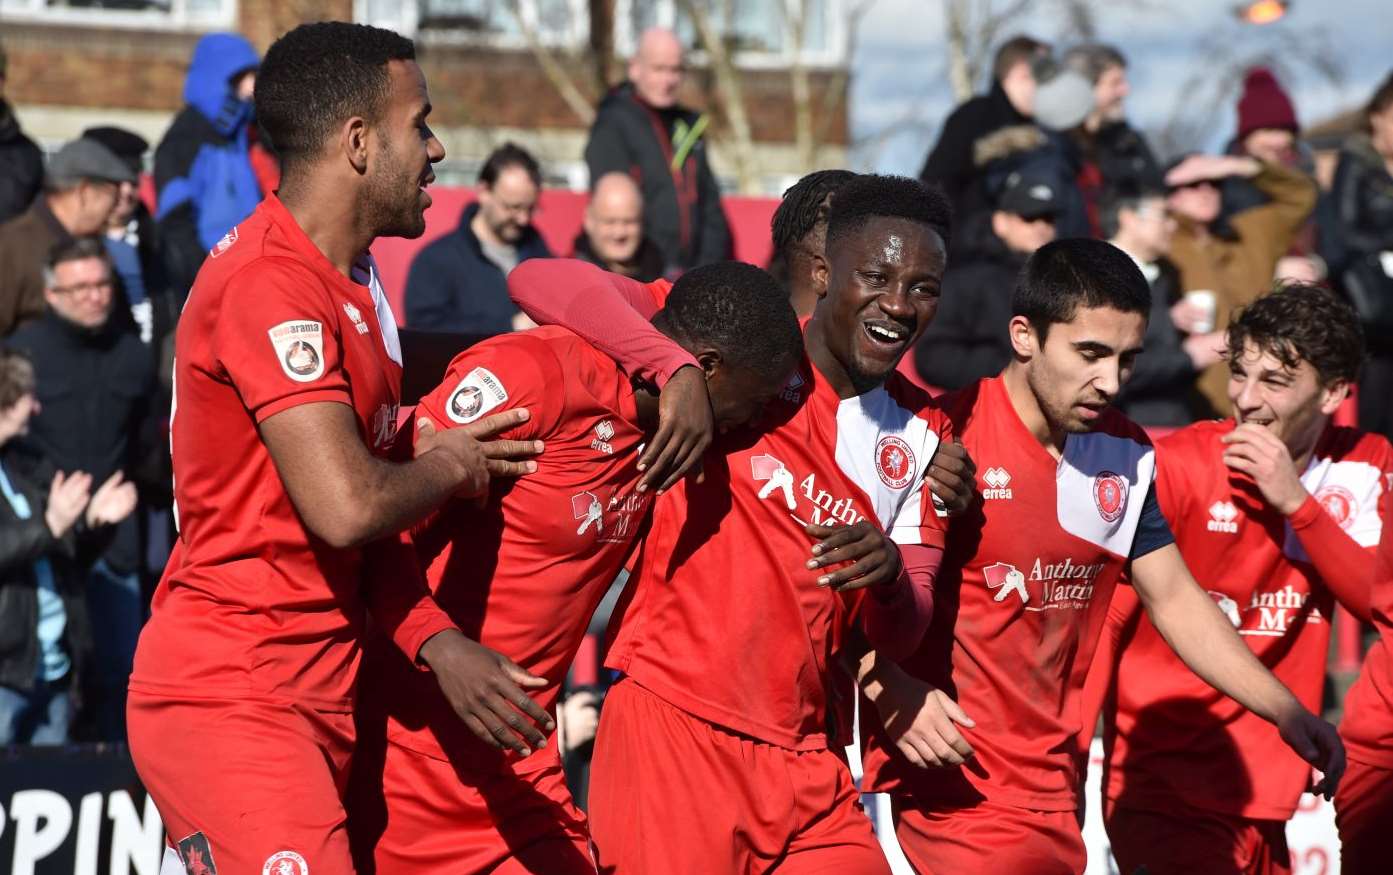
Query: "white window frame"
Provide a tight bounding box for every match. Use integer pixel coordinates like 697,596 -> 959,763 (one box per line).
357,0 -> 591,48
0,0 -> 236,31
614,0 -> 848,70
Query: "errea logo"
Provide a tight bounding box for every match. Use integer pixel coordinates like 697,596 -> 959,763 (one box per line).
982,466 -> 1012,500
1207,500 -> 1239,534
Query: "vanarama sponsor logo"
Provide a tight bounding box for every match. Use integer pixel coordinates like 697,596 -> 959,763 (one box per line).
1237,584 -> 1322,637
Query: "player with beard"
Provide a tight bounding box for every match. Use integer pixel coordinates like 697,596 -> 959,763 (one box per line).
508,174 -> 969,873
855,240 -> 1345,875
1080,285 -> 1388,875
127,23 -> 543,874
348,262 -> 805,874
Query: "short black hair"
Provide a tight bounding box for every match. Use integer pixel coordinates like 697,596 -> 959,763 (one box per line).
1098,179 -> 1166,240
1226,283 -> 1364,384
479,142 -> 543,188
1012,238 -> 1151,340
770,169 -> 858,255
256,22 -> 416,163
825,174 -> 953,251
653,261 -> 803,379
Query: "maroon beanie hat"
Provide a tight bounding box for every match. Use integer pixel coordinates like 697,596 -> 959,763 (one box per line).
1237,67 -> 1299,138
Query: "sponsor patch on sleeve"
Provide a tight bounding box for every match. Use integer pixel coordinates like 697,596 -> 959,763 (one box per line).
177,832 -> 219,874
445,366 -> 509,424
268,320 -> 326,383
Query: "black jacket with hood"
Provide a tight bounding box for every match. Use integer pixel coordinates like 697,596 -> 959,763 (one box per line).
0,99 -> 43,226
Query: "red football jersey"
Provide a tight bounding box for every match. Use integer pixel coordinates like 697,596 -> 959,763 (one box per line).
1099,421 -> 1391,819
366,326 -> 652,771
860,376 -> 1157,811
1340,466 -> 1393,770
608,348 -> 951,751
130,196 -> 446,711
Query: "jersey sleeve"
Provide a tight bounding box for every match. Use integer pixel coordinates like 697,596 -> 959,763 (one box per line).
1127,479 -> 1175,562
212,258 -> 351,423
363,529 -> 458,664
888,411 -> 953,549
413,334 -> 569,445
507,258 -> 694,386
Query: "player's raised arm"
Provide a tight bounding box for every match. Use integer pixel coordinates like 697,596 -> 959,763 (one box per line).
260,403 -> 540,548
1130,541 -> 1346,798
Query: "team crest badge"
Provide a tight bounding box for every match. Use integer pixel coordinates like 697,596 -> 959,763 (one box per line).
1093,471 -> 1127,522
1315,485 -> 1357,529
177,833 -> 218,875
875,435 -> 916,490
262,850 -> 308,875
267,320 -> 325,383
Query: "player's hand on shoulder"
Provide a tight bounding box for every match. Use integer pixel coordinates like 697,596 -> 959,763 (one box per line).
804,520 -> 901,592
418,629 -> 556,757
1275,704 -> 1346,800
927,438 -> 977,515
1220,423 -> 1308,515
417,409 -> 544,499
638,364 -> 712,495
862,658 -> 975,767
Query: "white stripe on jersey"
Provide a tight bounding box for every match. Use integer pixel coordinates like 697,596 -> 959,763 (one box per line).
1284,458 -> 1386,560
1056,430 -> 1156,556
832,385 -> 943,546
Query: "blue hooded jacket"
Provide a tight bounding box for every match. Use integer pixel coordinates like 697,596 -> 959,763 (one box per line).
154,33 -> 262,297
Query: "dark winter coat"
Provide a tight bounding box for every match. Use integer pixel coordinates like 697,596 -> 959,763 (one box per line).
584,83 -> 730,274
1329,134 -> 1393,340
919,81 -> 1030,219
571,230 -> 665,283
154,33 -> 262,301
0,444 -> 97,695
914,243 -> 1029,391
9,311 -> 157,574
0,199 -> 72,337
1113,257 -> 1215,426
1074,120 -> 1161,236
0,99 -> 43,226
403,203 -> 552,335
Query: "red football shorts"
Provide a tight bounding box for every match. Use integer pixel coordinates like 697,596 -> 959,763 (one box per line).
1103,798 -> 1290,875
1336,757 -> 1393,875
346,724 -> 594,875
891,794 -> 1087,875
587,678 -> 890,875
127,691 -> 355,875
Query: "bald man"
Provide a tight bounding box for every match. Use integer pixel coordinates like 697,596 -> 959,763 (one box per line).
584,27 -> 731,276
572,172 -> 664,282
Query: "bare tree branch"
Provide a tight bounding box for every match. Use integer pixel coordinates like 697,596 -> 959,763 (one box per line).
507,0 -> 596,126
678,0 -> 759,192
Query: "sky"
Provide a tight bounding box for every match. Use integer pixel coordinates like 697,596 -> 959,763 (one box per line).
848,0 -> 1391,174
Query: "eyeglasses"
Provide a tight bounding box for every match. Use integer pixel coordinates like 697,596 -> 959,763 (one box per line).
50,279 -> 113,297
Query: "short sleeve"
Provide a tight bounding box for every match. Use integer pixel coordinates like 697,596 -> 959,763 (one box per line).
889,412 -> 953,549
213,259 -> 351,423
413,334 -> 569,445
1128,480 -> 1175,562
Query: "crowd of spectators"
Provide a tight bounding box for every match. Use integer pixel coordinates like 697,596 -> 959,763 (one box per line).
0,22 -> 1391,750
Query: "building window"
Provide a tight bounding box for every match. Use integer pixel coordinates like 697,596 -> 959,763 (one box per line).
0,0 -> 236,29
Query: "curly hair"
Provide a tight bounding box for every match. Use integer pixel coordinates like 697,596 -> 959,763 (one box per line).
653,261 -> 803,380
825,174 -> 953,251
256,22 -> 416,164
1226,283 -> 1364,384
770,169 -> 857,256
0,348 -> 35,411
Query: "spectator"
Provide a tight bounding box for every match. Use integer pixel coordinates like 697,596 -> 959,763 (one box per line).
572,172 -> 664,283
1105,182 -> 1224,426
914,167 -> 1058,390
1062,44 -> 1161,235
1164,151 -> 1317,414
919,35 -> 1050,220
0,348 -> 137,746
154,32 -> 261,302
82,126 -> 177,354
584,27 -> 731,275
0,44 -> 43,225
1330,69 -> 1393,439
0,138 -> 133,337
404,142 -> 551,334
8,238 -> 156,742
1274,253 -> 1328,286
767,168 -> 857,317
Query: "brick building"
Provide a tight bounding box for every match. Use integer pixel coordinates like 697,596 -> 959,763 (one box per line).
1,0 -> 850,194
